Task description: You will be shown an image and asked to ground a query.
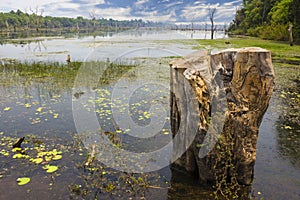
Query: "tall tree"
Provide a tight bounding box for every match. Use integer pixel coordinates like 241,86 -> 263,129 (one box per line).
229,0 -> 300,41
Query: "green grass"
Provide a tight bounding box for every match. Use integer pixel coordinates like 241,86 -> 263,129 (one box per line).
194,37 -> 300,64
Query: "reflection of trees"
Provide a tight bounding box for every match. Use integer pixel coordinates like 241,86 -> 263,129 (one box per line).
25,40 -> 47,52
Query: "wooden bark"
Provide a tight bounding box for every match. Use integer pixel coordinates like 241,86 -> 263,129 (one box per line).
170,48 -> 275,186
288,24 -> 294,46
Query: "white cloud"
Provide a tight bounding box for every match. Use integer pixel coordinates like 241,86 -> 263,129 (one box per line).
0,0 -> 240,23
223,0 -> 242,7
180,3 -> 210,21
79,0 -> 106,4
0,0 -> 66,13
181,1 -> 238,23
193,1 -> 206,5
134,9 -> 176,22
93,7 -> 132,20
165,1 -> 183,9
134,0 -> 149,8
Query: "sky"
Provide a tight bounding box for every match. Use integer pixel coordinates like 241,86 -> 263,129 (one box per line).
0,0 -> 243,24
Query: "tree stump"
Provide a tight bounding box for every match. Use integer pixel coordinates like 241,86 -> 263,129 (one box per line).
170,48 -> 275,187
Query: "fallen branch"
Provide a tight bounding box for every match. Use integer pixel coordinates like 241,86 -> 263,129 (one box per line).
13,137 -> 25,148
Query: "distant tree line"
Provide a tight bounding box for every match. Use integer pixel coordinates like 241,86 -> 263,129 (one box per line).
0,9 -> 163,32
228,0 -> 300,42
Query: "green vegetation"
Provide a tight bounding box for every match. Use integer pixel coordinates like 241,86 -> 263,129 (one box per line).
0,9 -> 162,33
228,0 -> 300,42
195,37 -> 300,64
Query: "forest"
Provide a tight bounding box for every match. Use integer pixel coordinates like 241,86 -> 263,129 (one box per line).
0,9 -> 162,32
229,0 -> 300,41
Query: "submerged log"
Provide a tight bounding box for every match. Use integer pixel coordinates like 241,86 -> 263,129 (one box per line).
13,137 -> 25,148
170,48 -> 275,186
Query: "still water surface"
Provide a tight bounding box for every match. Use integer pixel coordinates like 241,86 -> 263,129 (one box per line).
0,29 -> 299,199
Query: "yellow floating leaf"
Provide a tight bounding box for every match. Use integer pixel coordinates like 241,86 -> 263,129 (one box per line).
17,177 -> 31,186
52,155 -> 62,160
24,103 -> 31,108
45,155 -> 52,162
30,157 -> 43,164
37,152 -> 47,157
163,131 -> 169,135
43,165 -> 58,173
3,107 -> 11,111
53,113 -> 59,119
12,147 -> 22,152
0,151 -> 9,156
13,153 -> 25,159
36,107 -> 43,112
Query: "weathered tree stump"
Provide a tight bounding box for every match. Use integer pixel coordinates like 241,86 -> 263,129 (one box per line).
170,48 -> 275,187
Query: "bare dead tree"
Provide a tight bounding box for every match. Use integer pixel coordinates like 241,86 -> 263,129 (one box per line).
89,9 -> 97,31
208,7 -> 216,40
30,6 -> 44,32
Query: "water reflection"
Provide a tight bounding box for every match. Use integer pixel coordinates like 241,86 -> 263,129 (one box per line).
0,60 -> 174,199
0,29 -> 225,63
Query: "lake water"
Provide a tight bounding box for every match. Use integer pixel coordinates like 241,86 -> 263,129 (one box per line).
0,29 -> 299,199
0,29 -> 227,63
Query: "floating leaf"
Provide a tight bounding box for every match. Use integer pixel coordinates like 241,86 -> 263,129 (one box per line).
284,125 -> 293,130
143,111 -> 151,119
0,150 -> 9,156
36,107 -> 43,112
24,103 -> 31,108
17,177 -> 31,186
37,152 -> 47,157
52,155 -> 62,160
13,153 -> 26,159
3,107 -> 11,111
53,113 -> 59,119
43,165 -> 58,173
51,149 -> 62,155
12,147 -> 22,152
45,155 -> 52,162
30,157 -> 43,164
280,94 -> 286,98
163,131 -> 169,135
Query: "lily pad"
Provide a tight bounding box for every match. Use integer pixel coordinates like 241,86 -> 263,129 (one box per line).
12,153 -> 28,159
36,107 -> 43,112
24,103 -> 31,108
3,107 -> 11,111
52,155 -> 62,160
30,157 -> 43,164
43,165 -> 58,173
17,177 -> 31,186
